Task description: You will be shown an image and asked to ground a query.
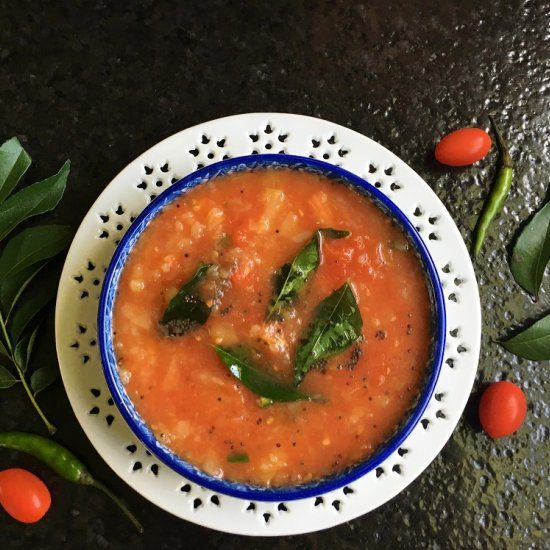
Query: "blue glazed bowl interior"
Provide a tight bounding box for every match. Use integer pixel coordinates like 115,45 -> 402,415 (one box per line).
98,154 -> 446,501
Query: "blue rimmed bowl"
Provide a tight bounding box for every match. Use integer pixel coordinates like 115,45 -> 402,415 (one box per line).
98,154 -> 446,502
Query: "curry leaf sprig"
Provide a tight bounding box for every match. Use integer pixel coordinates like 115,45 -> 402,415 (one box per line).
0,137 -> 72,434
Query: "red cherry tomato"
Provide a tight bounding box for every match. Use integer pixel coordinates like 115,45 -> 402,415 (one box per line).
479,381 -> 527,438
435,127 -> 492,166
0,468 -> 51,523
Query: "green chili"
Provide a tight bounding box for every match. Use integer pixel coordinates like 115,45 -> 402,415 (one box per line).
0,431 -> 143,533
473,116 -> 513,256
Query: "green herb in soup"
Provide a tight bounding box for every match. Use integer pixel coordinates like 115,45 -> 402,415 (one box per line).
214,346 -> 312,403
160,264 -> 212,336
267,228 -> 349,320
227,452 -> 250,463
295,281 -> 363,385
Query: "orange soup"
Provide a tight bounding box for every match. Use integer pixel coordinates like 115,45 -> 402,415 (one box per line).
113,169 -> 433,486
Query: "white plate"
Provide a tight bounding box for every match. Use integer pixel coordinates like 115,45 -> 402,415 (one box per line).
55,113 -> 481,536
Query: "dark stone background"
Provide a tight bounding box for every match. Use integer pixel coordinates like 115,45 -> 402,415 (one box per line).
0,1 -> 548,548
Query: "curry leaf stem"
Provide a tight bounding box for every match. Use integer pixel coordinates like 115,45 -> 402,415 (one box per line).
0,310 -> 56,434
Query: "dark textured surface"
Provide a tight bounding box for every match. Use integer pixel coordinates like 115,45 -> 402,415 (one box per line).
0,1 -> 548,548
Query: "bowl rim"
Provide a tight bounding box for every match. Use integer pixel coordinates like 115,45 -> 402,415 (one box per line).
98,153 -> 446,501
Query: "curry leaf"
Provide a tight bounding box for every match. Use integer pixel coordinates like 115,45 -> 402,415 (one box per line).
214,346 -> 312,403
160,264 -> 212,336
9,278 -> 57,343
13,324 -> 40,372
0,160 -> 69,242
502,313 -> 550,361
26,324 -> 41,364
0,137 -> 31,203
0,225 -> 72,282
30,366 -> 59,395
0,340 -> 9,358
267,228 -> 350,319
0,365 -> 17,389
511,202 -> 550,298
0,261 -> 46,318
0,140 -> 69,434
14,337 -> 29,371
295,281 -> 363,385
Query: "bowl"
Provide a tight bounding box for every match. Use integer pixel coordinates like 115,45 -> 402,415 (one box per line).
98,154 -> 446,501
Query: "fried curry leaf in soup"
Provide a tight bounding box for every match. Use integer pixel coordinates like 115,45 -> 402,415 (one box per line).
267,228 -> 350,320
295,281 -> 363,384
214,346 -> 312,403
160,264 -> 212,336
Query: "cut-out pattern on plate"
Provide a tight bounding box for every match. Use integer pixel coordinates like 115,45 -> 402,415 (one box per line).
55,113 -> 481,536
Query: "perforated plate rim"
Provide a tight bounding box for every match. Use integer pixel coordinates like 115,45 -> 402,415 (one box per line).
55,113 -> 481,536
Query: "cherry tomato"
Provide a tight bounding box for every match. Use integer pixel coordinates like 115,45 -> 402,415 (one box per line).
0,468 -> 51,523
479,381 -> 527,438
435,127 -> 492,166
